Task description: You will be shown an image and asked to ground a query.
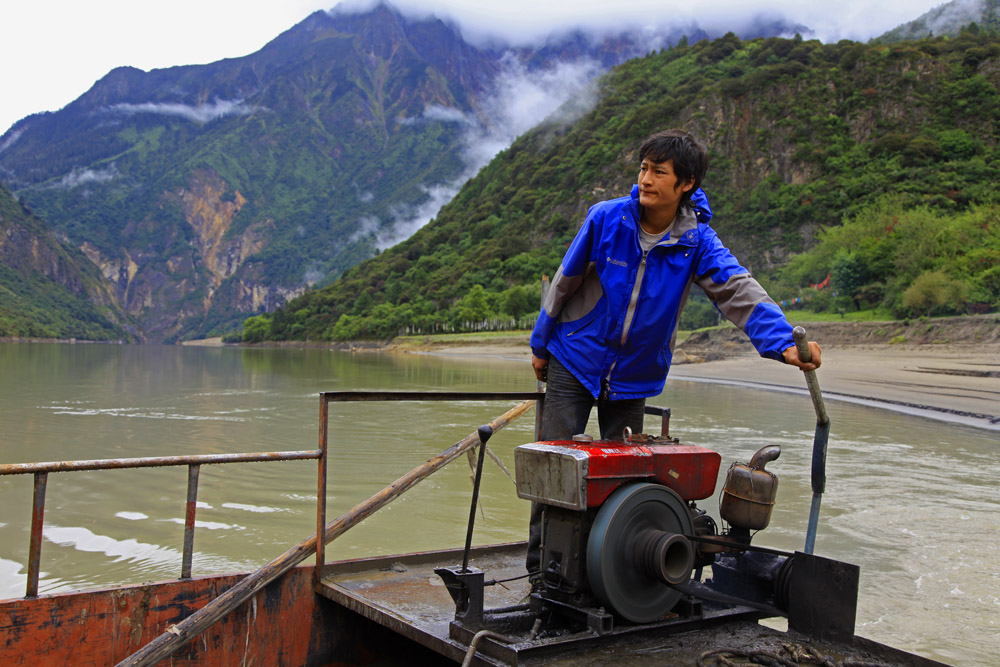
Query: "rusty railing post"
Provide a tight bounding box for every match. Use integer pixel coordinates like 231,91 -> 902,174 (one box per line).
315,395 -> 329,587
181,464 -> 201,579
2,446 -> 326,600
27,471 -> 48,597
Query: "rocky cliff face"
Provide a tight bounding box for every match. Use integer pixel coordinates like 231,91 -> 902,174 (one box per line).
0,186 -> 128,339
73,169 -> 296,340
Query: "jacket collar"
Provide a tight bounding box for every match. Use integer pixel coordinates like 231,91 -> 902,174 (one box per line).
629,185 -> 700,247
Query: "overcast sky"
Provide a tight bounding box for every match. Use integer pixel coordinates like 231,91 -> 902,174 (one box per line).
1,0 -> 944,136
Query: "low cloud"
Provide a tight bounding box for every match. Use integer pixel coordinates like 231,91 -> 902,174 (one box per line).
54,164 -> 118,189
465,55 -> 601,166
383,55 -> 601,245
0,129 -> 22,154
423,105 -> 475,125
920,0 -> 983,36
348,215 -> 383,245
376,182 -> 463,250
383,0 -> 945,45
302,266 -> 325,285
105,98 -> 255,124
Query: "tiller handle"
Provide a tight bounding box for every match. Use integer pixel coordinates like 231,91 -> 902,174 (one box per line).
794,326 -> 831,555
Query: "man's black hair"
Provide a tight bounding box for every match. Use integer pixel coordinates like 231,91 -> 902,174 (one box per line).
638,129 -> 709,206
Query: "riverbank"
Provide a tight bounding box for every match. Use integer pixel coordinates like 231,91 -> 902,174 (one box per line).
390,315 -> 1000,430
171,315 -> 999,429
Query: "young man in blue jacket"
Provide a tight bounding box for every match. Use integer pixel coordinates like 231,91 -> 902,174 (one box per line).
526,129 -> 821,573
530,128 -> 820,439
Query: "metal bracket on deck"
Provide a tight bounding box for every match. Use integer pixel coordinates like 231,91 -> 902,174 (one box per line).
530,593 -> 615,635
434,565 -> 485,627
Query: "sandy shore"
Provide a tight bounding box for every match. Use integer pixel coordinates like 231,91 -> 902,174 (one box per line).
415,342 -> 1000,431
670,346 -> 1000,430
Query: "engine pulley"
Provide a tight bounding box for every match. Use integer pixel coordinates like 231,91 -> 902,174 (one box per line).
586,482 -> 694,623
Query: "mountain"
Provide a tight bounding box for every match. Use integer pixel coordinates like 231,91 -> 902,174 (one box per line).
876,0 -> 1000,42
0,4 -> 495,342
0,2 -> 804,343
0,185 -> 131,340
245,30 -> 1000,342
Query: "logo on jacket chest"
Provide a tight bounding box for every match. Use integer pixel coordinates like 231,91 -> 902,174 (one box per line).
606,256 -> 629,268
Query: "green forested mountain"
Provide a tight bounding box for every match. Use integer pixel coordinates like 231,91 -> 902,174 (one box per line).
0,4 -> 497,342
0,187 -> 130,340
0,3 -> 801,343
245,29 -> 1000,342
877,0 -> 1000,43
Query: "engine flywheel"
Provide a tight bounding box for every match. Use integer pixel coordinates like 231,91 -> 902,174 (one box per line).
586,482 -> 694,623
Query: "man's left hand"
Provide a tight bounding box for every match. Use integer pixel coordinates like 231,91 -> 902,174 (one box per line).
782,341 -> 822,371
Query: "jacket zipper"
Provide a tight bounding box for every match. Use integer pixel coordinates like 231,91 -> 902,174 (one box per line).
620,251 -> 648,346
603,249 -> 648,399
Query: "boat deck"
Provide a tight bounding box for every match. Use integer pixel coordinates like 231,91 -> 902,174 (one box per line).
317,542 -> 945,667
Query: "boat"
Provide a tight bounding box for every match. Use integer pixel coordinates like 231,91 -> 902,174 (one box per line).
0,388 -> 950,666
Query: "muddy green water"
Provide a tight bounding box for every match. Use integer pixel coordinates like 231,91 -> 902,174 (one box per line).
0,342 -> 996,665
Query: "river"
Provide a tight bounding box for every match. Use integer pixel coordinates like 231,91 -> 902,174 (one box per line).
0,342 -> 996,665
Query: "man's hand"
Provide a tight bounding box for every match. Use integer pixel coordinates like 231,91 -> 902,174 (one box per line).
782,341 -> 822,372
531,354 -> 549,382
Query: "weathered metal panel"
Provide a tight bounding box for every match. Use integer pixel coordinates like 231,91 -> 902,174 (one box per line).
0,565 -> 431,666
514,444 -> 589,510
514,441 -> 721,509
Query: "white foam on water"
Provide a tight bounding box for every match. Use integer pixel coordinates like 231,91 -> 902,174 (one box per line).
162,518 -> 243,531
282,493 -> 317,501
42,405 -> 248,422
37,524 -> 252,593
0,558 -> 26,600
221,502 -> 282,513
44,524 -> 183,568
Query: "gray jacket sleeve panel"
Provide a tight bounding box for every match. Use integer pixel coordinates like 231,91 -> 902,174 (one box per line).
696,272 -> 778,330
557,263 -> 602,323
543,262 -> 598,319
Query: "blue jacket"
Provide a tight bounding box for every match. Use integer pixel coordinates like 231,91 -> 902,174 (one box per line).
530,186 -> 794,400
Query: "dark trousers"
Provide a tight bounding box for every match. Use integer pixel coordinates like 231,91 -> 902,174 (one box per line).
526,357 -> 646,575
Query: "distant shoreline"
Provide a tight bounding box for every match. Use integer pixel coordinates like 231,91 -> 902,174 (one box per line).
0,337 -> 126,344
7,318 -> 998,429
378,315 -> 1000,431
410,341 -> 1000,431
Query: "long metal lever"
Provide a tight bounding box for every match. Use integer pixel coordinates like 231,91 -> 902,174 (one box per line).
462,425 -> 494,572
794,326 -> 830,554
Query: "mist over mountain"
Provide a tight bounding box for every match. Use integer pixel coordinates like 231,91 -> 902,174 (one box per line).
876,0 -> 1000,42
0,1 -> 808,341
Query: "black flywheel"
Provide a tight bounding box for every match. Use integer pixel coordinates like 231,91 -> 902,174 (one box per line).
586,482 -> 694,623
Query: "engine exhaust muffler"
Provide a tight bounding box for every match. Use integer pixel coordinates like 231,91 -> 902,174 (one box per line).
720,445 -> 781,534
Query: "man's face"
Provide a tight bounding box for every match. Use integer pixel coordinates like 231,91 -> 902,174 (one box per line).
637,158 -> 695,214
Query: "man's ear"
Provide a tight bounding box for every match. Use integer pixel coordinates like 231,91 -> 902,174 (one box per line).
678,178 -> 695,193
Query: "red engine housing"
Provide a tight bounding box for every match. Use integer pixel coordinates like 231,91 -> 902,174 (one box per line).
514,436 -> 721,510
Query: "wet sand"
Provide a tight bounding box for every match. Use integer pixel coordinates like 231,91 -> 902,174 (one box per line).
670,346 -> 1000,431
416,343 -> 1000,431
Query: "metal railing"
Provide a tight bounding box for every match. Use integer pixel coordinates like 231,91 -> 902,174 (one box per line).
1,390 -> 546,599
0,449 -> 325,597
315,391 -> 544,578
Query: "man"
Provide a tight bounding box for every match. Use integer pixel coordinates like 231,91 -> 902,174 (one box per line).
526,128 -> 820,574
